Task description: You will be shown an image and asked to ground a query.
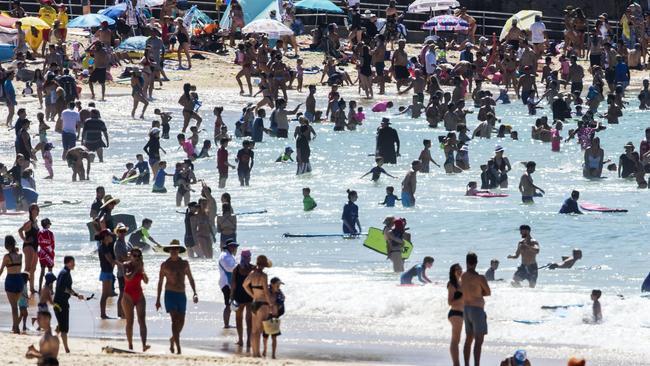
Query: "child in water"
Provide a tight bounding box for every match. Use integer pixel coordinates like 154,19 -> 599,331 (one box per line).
465,181 -> 490,196
154,108 -> 172,139
400,256 -> 434,285
42,142 -> 54,179
380,186 -> 400,207
485,259 -> 500,281
591,289 -> 602,323
197,140 -> 212,158
152,161 -> 172,193
360,157 -> 396,182
302,187 -> 317,211
276,146 -> 294,162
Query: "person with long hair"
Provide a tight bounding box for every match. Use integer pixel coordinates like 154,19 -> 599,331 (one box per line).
130,69 -> 149,119
359,45 -> 374,98
174,18 -> 191,69
447,263 -> 464,366
243,255 -> 274,357
143,127 -> 166,178
231,249 -> 253,349
121,248 -> 150,352
0,235 -> 24,333
18,203 -> 40,294
33,68 -> 45,109
140,47 -> 156,99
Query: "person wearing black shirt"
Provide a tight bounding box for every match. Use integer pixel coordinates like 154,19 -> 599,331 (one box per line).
619,142 -> 640,178
56,69 -> 78,104
296,125 -> 311,175
13,108 -> 28,136
551,94 -> 572,121
376,118 -> 400,164
53,256 -> 85,353
81,109 -> 109,162
89,186 -> 105,219
348,6 -> 362,44
362,12 -> 378,43
96,229 -> 117,319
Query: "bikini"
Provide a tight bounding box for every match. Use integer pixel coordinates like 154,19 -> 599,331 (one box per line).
4,254 -> 24,293
124,271 -> 144,304
448,284 -> 463,318
250,285 -> 268,314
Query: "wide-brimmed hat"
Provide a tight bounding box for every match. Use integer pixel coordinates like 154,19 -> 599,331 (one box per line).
163,239 -> 186,253
495,145 -> 504,152
115,222 -> 129,233
624,141 -> 635,148
100,195 -> 120,209
94,228 -> 113,240
225,239 -> 239,248
150,127 -> 161,136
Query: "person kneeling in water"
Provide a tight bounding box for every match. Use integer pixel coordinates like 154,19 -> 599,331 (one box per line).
400,256 -> 434,285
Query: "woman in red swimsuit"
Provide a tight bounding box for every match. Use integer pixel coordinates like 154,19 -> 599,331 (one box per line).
121,248 -> 150,352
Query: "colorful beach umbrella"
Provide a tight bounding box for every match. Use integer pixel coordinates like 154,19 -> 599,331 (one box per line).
408,0 -> 460,13
241,19 -> 293,38
294,0 -> 343,14
67,13 -> 115,28
116,36 -> 148,51
0,14 -> 17,28
422,15 -> 468,31
499,10 -> 542,41
18,16 -> 51,30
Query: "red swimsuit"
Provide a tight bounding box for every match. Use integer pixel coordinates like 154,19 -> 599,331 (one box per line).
124,271 -> 144,304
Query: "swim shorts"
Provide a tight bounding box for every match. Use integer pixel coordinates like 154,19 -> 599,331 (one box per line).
464,305 -> 488,336
62,132 -> 76,150
164,290 -> 187,314
89,67 -> 107,84
99,271 -> 113,282
304,111 -> 315,122
401,191 -> 414,207
4,273 -> 24,293
221,285 -> 231,305
514,263 -> 538,285
54,302 -> 70,333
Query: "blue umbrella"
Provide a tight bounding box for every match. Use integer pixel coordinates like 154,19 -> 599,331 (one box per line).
116,36 -> 148,51
99,3 -> 127,20
294,0 -> 343,14
67,13 -> 116,28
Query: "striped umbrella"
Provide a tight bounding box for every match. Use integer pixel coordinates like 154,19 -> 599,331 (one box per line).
422,15 -> 468,31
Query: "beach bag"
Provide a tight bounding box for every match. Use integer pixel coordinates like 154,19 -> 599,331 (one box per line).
262,318 -> 281,336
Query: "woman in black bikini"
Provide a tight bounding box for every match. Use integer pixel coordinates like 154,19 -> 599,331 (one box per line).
447,263 -> 464,366
18,203 -> 39,294
0,235 -> 24,333
174,18 -> 191,70
243,255 -> 274,358
230,249 -> 253,349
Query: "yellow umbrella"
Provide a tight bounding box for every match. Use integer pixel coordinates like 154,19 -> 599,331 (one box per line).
18,16 -> 51,30
499,10 -> 542,41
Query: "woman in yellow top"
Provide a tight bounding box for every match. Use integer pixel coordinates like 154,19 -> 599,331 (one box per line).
56,5 -> 68,44
38,3 -> 57,55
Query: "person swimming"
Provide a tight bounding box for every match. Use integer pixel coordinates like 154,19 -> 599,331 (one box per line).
546,249 -> 582,269
400,256 -> 433,285
465,181 -> 490,196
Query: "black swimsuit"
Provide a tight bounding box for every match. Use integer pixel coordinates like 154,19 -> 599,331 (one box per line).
23,220 -> 39,251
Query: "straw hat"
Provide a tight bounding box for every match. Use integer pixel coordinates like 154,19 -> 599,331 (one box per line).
163,239 -> 186,253
115,222 -> 129,233
100,195 -> 120,209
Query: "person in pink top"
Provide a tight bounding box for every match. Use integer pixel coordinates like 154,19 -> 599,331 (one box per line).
551,121 -> 563,152
177,133 -> 196,159
37,218 -> 55,292
371,101 -> 394,113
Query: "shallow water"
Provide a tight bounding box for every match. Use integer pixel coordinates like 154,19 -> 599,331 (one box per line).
1,82 -> 650,364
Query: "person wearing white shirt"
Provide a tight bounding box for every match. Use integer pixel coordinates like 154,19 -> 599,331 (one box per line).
529,15 -> 546,56
425,44 -> 437,75
218,240 -> 239,328
60,102 -> 80,159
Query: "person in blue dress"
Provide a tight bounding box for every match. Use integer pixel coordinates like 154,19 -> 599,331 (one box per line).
400,256 -> 434,285
341,189 -> 361,235
559,190 -> 582,214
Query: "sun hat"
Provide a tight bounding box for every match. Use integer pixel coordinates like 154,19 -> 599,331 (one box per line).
163,239 -> 186,253
495,145 -> 504,152
225,239 -> 239,248
115,222 -> 129,233
624,141 -> 634,148
100,195 -> 120,209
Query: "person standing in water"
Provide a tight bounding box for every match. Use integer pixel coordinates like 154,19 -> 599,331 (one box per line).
342,189 -> 361,235
401,160 -> 421,207
461,252 -> 490,366
120,248 -> 150,352
447,263 -> 464,366
508,225 -> 540,288
376,118 -> 400,164
518,161 -> 544,203
155,240 -> 199,355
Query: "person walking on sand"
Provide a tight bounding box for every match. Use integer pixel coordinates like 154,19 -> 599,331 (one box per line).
218,240 -> 238,329
155,240 -> 198,355
18,203 -> 40,294
447,263 -> 464,366
508,225 -> 540,288
96,228 -> 116,319
461,252 -> 491,366
120,248 -> 150,352
231,249 -> 254,349
53,256 -> 87,353
243,255 -> 274,358
1,235 -> 24,334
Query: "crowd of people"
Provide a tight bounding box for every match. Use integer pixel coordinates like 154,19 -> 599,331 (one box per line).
2,0 -> 650,365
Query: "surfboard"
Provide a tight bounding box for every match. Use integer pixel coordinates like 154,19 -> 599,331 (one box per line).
474,193 -> 509,198
86,214 -> 137,240
112,173 -> 140,185
3,187 -> 38,211
40,200 -> 82,208
513,319 -> 544,325
580,202 -> 628,213
283,233 -> 361,239
541,304 -> 584,310
363,227 -> 413,260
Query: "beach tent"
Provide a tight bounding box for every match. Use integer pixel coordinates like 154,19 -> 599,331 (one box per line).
184,5 -> 215,31
219,0 -> 280,30
67,13 -> 116,28
294,0 -> 343,14
116,35 -> 148,51
408,0 -> 460,13
499,10 -> 542,41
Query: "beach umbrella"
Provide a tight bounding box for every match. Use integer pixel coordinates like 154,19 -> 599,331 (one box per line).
0,14 -> 17,28
18,16 -> 51,30
422,15 -> 468,31
408,0 -> 460,13
67,13 -> 115,28
99,3 -> 127,20
143,0 -> 165,6
242,19 -> 293,38
499,10 -> 542,41
116,35 -> 148,51
294,0 -> 344,14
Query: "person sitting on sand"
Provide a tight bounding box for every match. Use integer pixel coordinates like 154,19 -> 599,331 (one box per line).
400,256 -> 433,285
559,190 -> 583,214
26,311 -> 59,361
547,249 -> 583,269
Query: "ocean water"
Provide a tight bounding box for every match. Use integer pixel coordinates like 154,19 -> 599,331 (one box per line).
1,84 -> 650,364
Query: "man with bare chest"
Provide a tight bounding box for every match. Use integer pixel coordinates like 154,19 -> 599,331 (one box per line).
508,225 -> 540,288
156,240 -> 198,354
392,40 -> 410,89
